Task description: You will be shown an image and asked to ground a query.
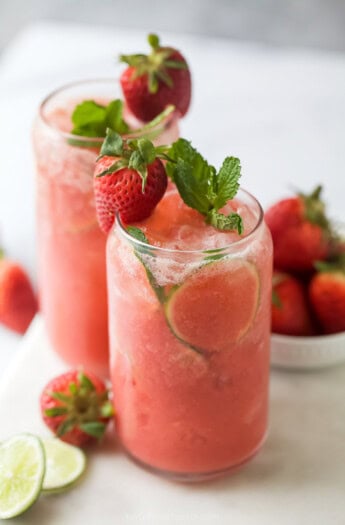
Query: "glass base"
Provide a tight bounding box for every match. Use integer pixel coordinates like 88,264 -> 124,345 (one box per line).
123,434 -> 267,483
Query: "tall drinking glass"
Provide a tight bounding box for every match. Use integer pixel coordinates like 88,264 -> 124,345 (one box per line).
107,188 -> 273,480
33,79 -> 179,377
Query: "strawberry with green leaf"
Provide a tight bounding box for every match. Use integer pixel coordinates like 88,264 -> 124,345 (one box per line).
93,129 -> 169,232
120,33 -> 191,122
265,186 -> 334,272
40,370 -> 114,447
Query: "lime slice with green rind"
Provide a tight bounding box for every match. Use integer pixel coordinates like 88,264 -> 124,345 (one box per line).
165,258 -> 260,352
42,438 -> 86,493
0,433 -> 45,519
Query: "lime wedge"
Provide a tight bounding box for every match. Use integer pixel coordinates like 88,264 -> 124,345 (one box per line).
0,433 -> 45,519
42,438 -> 86,493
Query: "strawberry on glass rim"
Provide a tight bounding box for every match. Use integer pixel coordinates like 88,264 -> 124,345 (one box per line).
120,33 -> 191,122
93,129 -> 169,232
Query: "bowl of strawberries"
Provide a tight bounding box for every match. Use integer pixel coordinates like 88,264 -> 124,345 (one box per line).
266,186 -> 345,370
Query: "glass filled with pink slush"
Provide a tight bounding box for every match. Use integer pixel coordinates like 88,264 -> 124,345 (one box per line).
33,79 -> 179,377
107,187 -> 272,480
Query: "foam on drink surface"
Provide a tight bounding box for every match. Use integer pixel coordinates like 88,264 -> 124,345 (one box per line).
129,189 -> 259,287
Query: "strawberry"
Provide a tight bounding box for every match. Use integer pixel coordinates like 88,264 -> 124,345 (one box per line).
272,271 -> 315,336
120,33 -> 191,122
309,257 -> 345,334
94,129 -> 168,233
0,254 -> 38,334
265,186 -> 333,272
40,370 -> 114,447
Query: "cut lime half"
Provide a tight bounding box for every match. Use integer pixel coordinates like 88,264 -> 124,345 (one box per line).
42,438 -> 86,493
0,433 -> 45,519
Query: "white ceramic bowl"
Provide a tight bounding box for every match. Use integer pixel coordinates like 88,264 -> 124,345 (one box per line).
271,331 -> 345,370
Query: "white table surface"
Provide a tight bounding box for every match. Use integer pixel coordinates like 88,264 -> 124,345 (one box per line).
1,317 -> 344,525
0,23 -> 345,523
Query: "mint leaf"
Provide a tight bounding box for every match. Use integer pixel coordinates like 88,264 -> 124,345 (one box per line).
167,139 -> 215,213
126,227 -> 166,303
72,100 -> 106,128
213,157 -> 241,210
206,209 -> 243,234
105,100 -> 130,135
70,99 -> 129,140
166,140 -> 243,233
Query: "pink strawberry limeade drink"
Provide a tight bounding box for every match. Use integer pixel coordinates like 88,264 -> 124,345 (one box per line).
33,80 -> 179,377
108,188 -> 273,480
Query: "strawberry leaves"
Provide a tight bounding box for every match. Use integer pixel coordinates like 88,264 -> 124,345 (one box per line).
120,34 -> 187,94
166,139 -> 243,233
97,129 -> 163,190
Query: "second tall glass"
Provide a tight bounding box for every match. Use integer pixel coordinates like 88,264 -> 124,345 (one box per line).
33,79 -> 179,377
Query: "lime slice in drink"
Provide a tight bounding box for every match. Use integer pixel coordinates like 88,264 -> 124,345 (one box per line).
165,258 -> 260,352
42,438 -> 86,493
0,433 -> 45,519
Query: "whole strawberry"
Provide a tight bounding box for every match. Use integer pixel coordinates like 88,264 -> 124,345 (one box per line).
0,253 -> 38,334
120,33 -> 191,122
272,271 -> 315,336
94,129 -> 168,233
265,186 -> 333,272
309,257 -> 345,334
40,370 -> 114,447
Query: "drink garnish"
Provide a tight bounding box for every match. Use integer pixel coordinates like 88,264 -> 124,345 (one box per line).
166,139 -> 243,234
69,100 -> 175,146
120,33 -> 191,122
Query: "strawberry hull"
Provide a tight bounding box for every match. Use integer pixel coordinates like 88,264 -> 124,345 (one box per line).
33,79 -> 179,377
107,189 -> 273,479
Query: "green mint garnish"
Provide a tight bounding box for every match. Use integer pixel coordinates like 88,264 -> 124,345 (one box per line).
71,99 -> 130,138
69,101 -> 175,147
166,139 -> 243,234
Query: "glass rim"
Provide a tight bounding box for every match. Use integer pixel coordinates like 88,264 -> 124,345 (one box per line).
38,77 -> 179,143
115,188 -> 264,256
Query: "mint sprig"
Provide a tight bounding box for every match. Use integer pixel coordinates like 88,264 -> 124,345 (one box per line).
69,100 -> 175,147
166,139 -> 243,234
71,99 -> 130,138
